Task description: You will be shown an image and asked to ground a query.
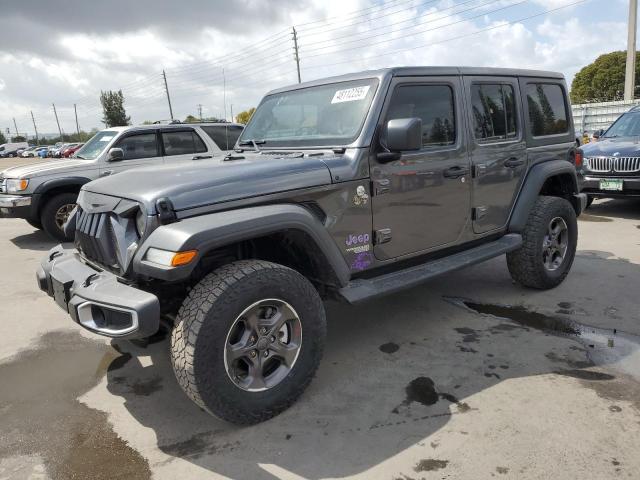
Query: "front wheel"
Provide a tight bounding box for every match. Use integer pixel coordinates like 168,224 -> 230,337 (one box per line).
507,196 -> 577,289
40,193 -> 77,242
170,260 -> 326,424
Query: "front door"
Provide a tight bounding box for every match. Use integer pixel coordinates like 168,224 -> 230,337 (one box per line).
371,76 -> 471,260
464,77 -> 528,233
101,131 -> 163,177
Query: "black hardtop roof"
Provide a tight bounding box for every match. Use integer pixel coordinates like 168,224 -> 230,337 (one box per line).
266,66 -> 564,95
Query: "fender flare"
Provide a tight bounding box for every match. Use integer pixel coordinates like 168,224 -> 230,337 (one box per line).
31,177 -> 92,216
508,160 -> 579,233
132,203 -> 351,285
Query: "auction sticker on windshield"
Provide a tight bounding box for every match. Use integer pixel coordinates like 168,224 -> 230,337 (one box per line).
99,136 -> 115,142
332,86 -> 370,104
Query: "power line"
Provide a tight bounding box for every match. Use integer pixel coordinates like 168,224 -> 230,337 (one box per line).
302,0 -> 589,70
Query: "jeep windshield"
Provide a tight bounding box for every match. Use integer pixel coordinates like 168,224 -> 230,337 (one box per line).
239,78 -> 378,148
602,112 -> 640,138
73,130 -> 118,159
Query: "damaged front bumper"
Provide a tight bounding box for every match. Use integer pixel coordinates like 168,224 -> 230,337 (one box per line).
37,245 -> 160,338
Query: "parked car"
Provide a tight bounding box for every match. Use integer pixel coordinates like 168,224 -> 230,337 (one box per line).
59,143 -> 78,157
576,106 -> 640,206
0,122 -> 243,240
36,67 -> 585,424
62,143 -> 84,158
0,142 -> 29,157
21,146 -> 48,157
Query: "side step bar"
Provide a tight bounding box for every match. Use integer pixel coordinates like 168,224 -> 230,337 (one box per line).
339,234 -> 522,304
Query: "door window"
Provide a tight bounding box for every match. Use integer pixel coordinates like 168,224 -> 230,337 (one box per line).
525,83 -> 569,136
162,130 -> 208,156
115,133 -> 158,160
386,84 -> 456,147
201,125 -> 244,150
471,84 -> 517,142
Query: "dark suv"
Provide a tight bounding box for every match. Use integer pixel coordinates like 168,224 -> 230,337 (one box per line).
37,67 -> 586,424
577,106 -> 640,204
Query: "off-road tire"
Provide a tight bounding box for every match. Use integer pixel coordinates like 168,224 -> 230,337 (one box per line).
40,193 -> 77,242
170,260 -> 326,424
507,196 -> 577,289
26,218 -> 42,230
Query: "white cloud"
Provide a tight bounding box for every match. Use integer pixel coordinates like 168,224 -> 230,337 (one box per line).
0,0 -> 633,135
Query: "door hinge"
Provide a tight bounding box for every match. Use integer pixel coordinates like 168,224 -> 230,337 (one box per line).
374,228 -> 392,244
473,164 -> 487,178
372,178 -> 391,196
472,206 -> 488,220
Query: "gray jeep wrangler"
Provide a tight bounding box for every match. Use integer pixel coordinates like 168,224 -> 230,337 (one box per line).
37,67 -> 586,424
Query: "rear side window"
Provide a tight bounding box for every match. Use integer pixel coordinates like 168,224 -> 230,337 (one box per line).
525,83 -> 568,136
201,125 -> 244,150
115,133 -> 158,160
386,84 -> 456,147
162,131 -> 207,156
471,84 -> 517,142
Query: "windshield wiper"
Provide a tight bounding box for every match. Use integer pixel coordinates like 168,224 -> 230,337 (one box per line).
238,139 -> 266,152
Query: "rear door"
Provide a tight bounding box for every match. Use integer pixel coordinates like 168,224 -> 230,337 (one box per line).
101,130 -> 163,176
464,76 -> 527,233
200,124 -> 244,151
160,128 -> 212,164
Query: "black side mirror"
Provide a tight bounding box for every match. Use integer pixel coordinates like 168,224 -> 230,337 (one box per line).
107,148 -> 124,162
378,118 -> 422,162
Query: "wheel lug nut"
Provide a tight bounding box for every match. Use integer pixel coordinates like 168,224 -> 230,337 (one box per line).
270,336 -> 275,343
250,350 -> 257,358
260,327 -> 267,334
264,350 -> 269,357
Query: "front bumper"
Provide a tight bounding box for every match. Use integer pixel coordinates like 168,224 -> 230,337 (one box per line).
581,175 -> 640,197
0,195 -> 31,218
37,245 -> 160,338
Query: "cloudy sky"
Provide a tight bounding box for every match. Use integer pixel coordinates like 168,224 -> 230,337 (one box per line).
0,0 -> 629,137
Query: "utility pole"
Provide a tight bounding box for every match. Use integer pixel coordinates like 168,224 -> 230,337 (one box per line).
230,104 -> 234,123
162,70 -> 174,120
74,104 -> 80,135
52,103 -> 63,139
223,68 -> 227,122
30,111 -> 39,144
292,26 -> 302,84
12,118 -> 19,138
197,104 -> 203,121
625,0 -> 638,101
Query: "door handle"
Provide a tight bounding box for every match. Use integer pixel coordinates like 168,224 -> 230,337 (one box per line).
504,157 -> 525,168
192,155 -> 213,160
443,166 -> 469,179
100,170 -> 114,177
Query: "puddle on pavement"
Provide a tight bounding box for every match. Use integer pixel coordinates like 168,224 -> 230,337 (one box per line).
447,297 -> 640,408
0,330 -> 151,480
392,377 -> 469,414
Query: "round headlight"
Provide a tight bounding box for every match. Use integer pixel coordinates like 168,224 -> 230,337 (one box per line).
135,209 -> 147,237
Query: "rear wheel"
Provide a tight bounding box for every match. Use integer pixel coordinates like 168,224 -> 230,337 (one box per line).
40,193 -> 77,242
507,196 -> 577,289
170,260 -> 326,424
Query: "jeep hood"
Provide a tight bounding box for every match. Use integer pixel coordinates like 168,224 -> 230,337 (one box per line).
1,159 -> 95,179
83,154 -> 335,212
581,137 -> 640,157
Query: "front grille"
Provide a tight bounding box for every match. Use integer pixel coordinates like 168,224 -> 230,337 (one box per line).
75,208 -> 120,272
585,156 -> 640,173
0,176 -> 5,194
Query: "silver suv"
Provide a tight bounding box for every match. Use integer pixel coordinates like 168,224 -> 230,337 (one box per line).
0,122 -> 243,240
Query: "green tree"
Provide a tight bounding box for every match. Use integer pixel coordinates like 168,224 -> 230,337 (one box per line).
571,51 -> 640,103
235,107 -> 256,124
100,90 -> 131,127
0,132 -> 6,144
12,135 -> 26,142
